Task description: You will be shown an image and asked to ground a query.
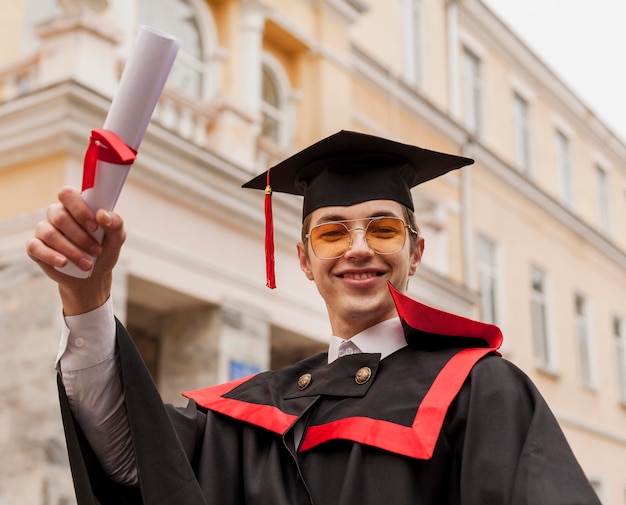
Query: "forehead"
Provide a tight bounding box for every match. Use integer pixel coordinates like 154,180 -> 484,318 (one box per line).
308,200 -> 405,225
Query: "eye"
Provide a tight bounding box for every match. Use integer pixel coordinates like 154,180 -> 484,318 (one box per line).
315,224 -> 349,242
368,219 -> 403,238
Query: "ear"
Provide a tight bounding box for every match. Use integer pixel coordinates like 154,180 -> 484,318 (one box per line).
408,236 -> 425,276
297,242 -> 315,281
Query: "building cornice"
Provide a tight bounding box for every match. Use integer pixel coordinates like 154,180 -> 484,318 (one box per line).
0,80 -> 302,252
0,80 -> 109,168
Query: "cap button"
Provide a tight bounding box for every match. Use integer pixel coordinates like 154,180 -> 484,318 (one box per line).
298,373 -> 312,390
355,366 -> 372,385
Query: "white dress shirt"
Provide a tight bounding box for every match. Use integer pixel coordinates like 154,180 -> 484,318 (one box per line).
59,299 -> 137,485
327,317 -> 407,363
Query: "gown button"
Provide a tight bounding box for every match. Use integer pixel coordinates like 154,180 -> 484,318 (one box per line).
298,373 -> 312,390
355,367 -> 372,385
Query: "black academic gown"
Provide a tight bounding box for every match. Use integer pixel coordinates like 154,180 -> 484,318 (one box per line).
58,285 -> 601,505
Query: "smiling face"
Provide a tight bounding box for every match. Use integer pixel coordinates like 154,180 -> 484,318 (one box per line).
297,200 -> 424,339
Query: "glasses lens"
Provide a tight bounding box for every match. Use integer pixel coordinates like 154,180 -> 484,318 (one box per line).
365,217 -> 406,254
310,222 -> 351,259
309,217 -> 407,259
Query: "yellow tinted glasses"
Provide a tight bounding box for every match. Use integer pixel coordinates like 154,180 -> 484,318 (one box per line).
305,216 -> 416,259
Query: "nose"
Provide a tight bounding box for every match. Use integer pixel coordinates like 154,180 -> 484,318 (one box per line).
344,228 -> 374,258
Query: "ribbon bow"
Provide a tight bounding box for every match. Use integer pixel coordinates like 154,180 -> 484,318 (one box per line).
82,128 -> 137,191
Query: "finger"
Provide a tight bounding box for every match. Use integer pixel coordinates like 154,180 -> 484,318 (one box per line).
57,186 -> 99,233
91,210 -> 126,275
26,235 -> 100,293
45,204 -> 103,260
25,235 -> 68,269
33,219 -> 96,271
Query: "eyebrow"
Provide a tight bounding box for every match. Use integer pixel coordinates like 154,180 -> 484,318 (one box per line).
314,210 -> 400,226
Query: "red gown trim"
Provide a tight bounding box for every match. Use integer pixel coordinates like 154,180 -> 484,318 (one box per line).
184,376 -> 298,435
298,346 -> 493,458
184,284 -> 502,459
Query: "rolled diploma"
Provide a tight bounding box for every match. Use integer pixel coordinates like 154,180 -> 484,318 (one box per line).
58,25 -> 180,278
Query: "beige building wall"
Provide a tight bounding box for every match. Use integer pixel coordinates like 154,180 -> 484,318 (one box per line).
0,0 -> 624,503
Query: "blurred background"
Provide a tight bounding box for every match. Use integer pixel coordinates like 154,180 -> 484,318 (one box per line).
0,0 -> 624,503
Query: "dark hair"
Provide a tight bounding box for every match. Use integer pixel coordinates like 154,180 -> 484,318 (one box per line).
301,204 -> 421,257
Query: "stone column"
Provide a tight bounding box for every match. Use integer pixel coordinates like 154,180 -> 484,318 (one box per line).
239,0 -> 266,115
209,0 -> 266,168
0,260 -> 74,504
157,305 -> 222,405
155,300 -> 270,406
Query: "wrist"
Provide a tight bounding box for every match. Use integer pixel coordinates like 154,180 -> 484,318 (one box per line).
58,273 -> 112,316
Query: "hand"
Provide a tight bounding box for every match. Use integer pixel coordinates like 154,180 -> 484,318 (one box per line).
26,186 -> 126,315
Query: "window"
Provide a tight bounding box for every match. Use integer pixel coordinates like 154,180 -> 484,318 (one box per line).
574,294 -> 595,388
261,65 -> 281,143
513,93 -> 531,173
259,55 -> 294,150
615,316 -> 626,404
402,0 -> 423,86
595,165 -> 610,233
477,235 -> 501,326
139,0 -> 212,99
530,266 -> 555,370
556,130 -> 574,206
462,48 -> 482,136
414,199 -> 448,275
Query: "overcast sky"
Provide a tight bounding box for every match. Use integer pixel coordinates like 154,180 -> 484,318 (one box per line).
482,0 -> 626,143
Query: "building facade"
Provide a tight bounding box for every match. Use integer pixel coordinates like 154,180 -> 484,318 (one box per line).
0,0 -> 625,503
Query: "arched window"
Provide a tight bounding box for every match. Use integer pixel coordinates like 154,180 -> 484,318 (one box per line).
138,0 -> 214,100
260,54 -> 294,149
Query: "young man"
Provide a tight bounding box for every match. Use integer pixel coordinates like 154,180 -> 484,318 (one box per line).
27,131 -> 600,504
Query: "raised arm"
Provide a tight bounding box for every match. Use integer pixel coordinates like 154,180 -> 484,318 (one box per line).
26,186 -> 138,486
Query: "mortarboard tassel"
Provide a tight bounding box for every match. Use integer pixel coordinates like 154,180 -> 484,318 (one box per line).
264,168 -> 276,289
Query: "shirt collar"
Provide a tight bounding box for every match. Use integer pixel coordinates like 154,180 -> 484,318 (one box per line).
327,317 -> 407,364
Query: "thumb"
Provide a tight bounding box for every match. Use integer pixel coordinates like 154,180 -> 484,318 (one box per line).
92,209 -> 126,275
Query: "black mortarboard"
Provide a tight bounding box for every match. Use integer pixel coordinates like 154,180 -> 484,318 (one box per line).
242,130 -> 474,288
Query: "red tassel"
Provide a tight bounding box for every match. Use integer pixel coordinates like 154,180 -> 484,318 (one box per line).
264,168 -> 276,289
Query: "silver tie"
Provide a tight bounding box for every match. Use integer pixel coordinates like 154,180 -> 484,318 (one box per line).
338,340 -> 361,357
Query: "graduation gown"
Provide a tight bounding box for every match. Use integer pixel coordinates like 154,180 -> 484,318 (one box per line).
58,285 -> 601,505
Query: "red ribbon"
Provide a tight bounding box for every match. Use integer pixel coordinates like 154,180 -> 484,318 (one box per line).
264,167 -> 276,289
82,128 -> 137,191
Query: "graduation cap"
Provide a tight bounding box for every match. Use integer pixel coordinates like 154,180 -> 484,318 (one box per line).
242,130 -> 474,288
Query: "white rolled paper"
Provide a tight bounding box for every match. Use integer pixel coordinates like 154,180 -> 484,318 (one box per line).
58,25 -> 180,278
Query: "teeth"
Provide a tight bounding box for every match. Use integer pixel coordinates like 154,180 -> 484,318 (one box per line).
345,272 -> 376,280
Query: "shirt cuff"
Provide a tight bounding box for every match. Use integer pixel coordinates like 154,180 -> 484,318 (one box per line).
57,297 -> 116,372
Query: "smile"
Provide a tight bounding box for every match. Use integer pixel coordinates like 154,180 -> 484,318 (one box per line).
340,272 -> 382,280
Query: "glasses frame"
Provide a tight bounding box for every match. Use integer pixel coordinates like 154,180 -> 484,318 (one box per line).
304,216 -> 418,260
